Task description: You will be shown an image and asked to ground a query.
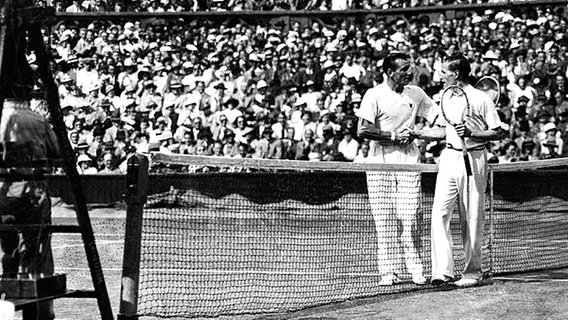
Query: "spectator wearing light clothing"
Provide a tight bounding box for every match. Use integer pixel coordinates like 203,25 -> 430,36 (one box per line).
509,76 -> 537,112
339,51 -> 366,82
75,59 -> 99,95
338,129 -> 359,161
539,122 -> 564,158
271,113 -> 289,140
302,80 -> 322,114
77,154 -> 98,174
353,142 -> 371,163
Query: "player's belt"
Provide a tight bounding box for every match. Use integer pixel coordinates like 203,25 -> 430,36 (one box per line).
447,144 -> 486,152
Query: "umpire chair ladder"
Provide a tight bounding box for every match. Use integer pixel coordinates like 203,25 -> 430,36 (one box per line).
0,2 -> 113,319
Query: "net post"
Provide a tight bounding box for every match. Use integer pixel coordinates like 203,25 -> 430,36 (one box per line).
118,154 -> 148,320
488,165 -> 495,276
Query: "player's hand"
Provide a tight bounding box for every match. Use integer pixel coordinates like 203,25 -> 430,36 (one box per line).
396,128 -> 413,144
408,129 -> 421,139
454,122 -> 472,137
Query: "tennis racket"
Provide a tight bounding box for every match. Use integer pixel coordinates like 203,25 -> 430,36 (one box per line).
440,85 -> 473,176
475,76 -> 500,106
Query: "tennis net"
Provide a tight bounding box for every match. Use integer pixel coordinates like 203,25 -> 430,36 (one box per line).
131,154 -> 568,318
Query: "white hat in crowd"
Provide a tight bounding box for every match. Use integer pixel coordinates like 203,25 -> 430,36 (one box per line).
543,122 -> 557,133
77,154 -> 92,163
256,80 -> 268,89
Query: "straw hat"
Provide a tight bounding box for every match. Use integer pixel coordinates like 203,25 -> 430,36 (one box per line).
77,154 -> 92,163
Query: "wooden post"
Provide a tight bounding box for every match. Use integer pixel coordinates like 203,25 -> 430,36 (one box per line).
118,154 -> 148,320
488,166 -> 495,277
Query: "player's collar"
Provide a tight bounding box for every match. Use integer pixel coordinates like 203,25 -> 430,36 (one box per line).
383,81 -> 408,95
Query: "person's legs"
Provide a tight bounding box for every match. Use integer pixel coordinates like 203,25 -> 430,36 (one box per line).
20,182 -> 55,320
396,171 -> 425,283
431,150 -> 459,281
0,197 -> 29,275
457,151 -> 488,282
367,171 -> 400,285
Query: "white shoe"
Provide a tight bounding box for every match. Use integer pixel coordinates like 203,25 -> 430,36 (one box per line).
412,275 -> 428,285
454,278 -> 479,287
379,274 -> 399,286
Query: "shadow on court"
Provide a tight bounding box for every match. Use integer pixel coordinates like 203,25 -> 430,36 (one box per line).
494,269 -> 568,282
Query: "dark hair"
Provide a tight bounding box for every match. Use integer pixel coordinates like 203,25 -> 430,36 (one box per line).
445,54 -> 471,82
501,141 -> 518,156
382,52 -> 411,74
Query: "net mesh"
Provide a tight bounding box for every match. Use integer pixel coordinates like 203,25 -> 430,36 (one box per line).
136,156 -> 568,318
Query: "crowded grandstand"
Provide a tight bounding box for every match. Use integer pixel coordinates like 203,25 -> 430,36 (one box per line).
29,1 -> 568,173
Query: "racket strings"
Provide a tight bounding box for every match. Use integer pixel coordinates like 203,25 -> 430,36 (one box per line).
475,77 -> 500,106
441,86 -> 469,126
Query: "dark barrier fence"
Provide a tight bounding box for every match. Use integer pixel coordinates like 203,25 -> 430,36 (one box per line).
47,174 -> 127,204
45,167 -> 568,204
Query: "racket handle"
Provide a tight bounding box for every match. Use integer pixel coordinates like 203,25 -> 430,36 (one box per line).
463,153 -> 473,176
460,138 -> 473,176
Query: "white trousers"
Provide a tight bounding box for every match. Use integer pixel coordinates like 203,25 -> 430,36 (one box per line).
431,148 -> 488,280
366,171 -> 424,278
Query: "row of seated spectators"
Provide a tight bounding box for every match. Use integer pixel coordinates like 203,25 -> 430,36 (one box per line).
26,4 -> 568,173
50,0 -> 507,13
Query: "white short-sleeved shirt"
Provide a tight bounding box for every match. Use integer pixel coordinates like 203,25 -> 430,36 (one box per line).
439,84 -> 502,149
356,83 -> 437,164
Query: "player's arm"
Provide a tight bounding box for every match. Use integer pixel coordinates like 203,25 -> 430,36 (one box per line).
411,124 -> 446,141
458,125 -> 506,141
458,98 -> 507,141
410,91 -> 445,141
357,118 -> 411,142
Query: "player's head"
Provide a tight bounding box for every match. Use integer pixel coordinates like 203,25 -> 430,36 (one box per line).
383,52 -> 413,87
441,54 -> 470,86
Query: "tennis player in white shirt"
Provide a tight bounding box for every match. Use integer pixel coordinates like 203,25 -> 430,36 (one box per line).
356,52 -> 437,286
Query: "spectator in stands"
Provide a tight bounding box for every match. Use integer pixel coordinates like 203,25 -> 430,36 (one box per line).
279,127 -> 298,159
320,125 -> 342,161
65,0 -> 82,12
236,142 -> 251,158
498,141 -> 519,163
353,141 -> 370,163
539,122 -> 563,158
77,154 -> 99,174
251,127 -> 272,158
338,128 -> 359,161
295,128 -> 320,160
519,140 -> 539,162
233,115 -> 252,144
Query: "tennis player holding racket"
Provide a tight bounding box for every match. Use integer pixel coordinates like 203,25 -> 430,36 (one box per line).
414,54 -> 505,287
